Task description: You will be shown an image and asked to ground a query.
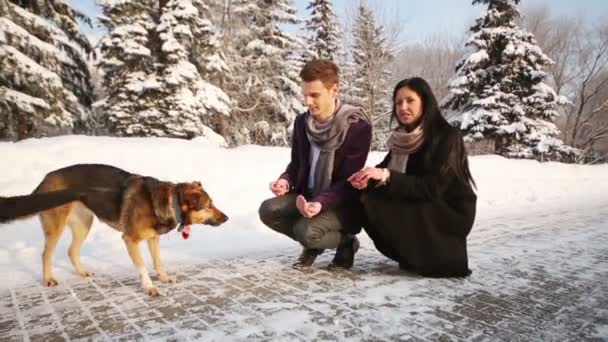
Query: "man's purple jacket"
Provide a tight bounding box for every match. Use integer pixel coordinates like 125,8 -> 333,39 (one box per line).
279,112 -> 372,234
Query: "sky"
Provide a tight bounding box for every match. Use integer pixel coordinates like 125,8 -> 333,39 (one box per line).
69,0 -> 608,45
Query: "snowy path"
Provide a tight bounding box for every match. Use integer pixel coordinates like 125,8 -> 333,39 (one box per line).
1,199 -> 606,341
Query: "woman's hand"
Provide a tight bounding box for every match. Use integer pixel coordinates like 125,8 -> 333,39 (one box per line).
348,167 -> 385,189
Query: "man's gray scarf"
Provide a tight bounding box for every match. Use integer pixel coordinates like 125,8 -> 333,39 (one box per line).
305,100 -> 369,195
386,125 -> 425,173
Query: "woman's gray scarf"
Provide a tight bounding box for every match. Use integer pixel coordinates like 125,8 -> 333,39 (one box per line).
386,125 -> 425,173
305,100 -> 369,195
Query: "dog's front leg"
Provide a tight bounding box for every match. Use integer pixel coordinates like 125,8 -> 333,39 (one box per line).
122,234 -> 160,297
147,235 -> 176,284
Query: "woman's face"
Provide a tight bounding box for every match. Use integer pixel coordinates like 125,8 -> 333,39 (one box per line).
395,87 -> 423,129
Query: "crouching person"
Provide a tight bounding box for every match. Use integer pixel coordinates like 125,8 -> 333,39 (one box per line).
349,77 -> 477,277
258,59 -> 372,270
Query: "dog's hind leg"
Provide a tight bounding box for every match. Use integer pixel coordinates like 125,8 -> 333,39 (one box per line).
67,203 -> 95,278
123,234 -> 160,297
147,236 -> 176,284
39,205 -> 72,287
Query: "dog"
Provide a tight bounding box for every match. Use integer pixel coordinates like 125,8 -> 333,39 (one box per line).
0,164 -> 228,296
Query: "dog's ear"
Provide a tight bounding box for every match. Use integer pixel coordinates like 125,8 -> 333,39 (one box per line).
183,191 -> 203,211
144,177 -> 177,229
178,183 -> 205,211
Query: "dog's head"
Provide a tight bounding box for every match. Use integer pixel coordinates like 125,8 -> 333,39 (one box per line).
176,181 -> 228,227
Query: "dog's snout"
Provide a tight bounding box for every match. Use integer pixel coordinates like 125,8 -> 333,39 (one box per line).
220,212 -> 228,223
206,209 -> 228,227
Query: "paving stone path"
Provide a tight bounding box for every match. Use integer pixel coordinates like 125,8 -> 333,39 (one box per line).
1,204 -> 607,341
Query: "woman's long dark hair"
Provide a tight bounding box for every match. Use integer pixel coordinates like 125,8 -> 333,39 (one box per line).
391,77 -> 476,189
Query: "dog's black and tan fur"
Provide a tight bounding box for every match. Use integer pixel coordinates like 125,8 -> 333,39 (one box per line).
0,164 -> 228,296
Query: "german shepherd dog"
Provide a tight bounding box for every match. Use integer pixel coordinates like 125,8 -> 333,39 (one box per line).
0,164 -> 228,296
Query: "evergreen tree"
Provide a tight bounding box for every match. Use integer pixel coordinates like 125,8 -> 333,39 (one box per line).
97,0 -> 230,139
0,0 -> 94,140
351,4 -> 392,150
305,0 -> 340,61
336,48 -> 357,106
225,0 -> 305,145
442,0 -> 578,161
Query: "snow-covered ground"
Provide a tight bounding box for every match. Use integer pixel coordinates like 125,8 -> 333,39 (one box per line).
1,136 -> 607,340
0,135 -> 606,289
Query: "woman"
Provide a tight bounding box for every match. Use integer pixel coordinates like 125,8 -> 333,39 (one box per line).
348,77 -> 477,277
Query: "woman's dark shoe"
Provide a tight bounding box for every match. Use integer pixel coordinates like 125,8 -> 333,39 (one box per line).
328,235 -> 360,270
292,248 -> 324,269
398,261 -> 412,271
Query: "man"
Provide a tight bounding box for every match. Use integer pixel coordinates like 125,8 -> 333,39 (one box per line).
258,59 -> 372,270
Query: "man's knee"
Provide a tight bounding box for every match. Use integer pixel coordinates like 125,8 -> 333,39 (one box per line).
258,198 -> 280,225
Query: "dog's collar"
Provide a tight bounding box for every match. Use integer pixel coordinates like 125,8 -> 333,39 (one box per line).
172,190 -> 184,231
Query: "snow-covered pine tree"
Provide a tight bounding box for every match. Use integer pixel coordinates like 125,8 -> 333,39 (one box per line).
305,0 -> 340,61
336,47 -> 357,107
351,4 -> 392,150
0,0 -> 94,140
226,0 -> 305,145
96,0 -> 230,140
441,0 -> 579,161
157,0 -> 231,136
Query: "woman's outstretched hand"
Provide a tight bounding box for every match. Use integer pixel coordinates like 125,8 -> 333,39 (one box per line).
348,167 -> 384,189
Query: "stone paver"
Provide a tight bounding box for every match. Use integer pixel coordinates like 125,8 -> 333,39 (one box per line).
1,205 -> 607,341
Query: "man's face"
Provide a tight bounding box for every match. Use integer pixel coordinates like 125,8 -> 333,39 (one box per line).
301,80 -> 338,119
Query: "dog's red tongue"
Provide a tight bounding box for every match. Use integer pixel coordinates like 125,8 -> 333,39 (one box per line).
181,225 -> 191,239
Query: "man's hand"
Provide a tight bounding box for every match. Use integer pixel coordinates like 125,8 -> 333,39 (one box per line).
269,179 -> 289,196
296,195 -> 322,218
348,167 -> 385,189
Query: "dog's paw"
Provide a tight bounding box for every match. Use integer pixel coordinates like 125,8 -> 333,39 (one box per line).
144,286 -> 161,297
159,274 -> 177,284
44,278 -> 59,287
79,270 -> 95,277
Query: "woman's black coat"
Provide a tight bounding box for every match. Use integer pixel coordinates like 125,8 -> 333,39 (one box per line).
361,126 -> 477,277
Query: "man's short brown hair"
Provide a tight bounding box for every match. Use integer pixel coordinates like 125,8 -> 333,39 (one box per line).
299,59 -> 339,88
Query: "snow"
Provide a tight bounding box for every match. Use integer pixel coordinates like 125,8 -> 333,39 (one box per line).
246,39 -> 283,56
107,24 -> 151,57
171,0 -> 198,18
165,60 -> 198,84
190,127 -> 228,147
466,50 -> 489,65
0,18 -> 72,66
0,87 -> 51,113
0,135 -> 606,290
0,136 -> 606,340
0,45 -> 63,88
202,53 -> 228,74
99,0 -> 132,6
9,4 -> 62,37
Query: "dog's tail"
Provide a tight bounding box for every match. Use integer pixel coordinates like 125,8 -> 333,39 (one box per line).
0,190 -> 83,224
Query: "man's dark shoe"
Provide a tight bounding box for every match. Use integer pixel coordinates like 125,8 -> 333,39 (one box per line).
292,248 -> 324,269
328,235 -> 360,270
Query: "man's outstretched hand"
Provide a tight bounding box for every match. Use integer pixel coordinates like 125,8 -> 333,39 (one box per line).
269,179 -> 289,196
296,195 -> 321,218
